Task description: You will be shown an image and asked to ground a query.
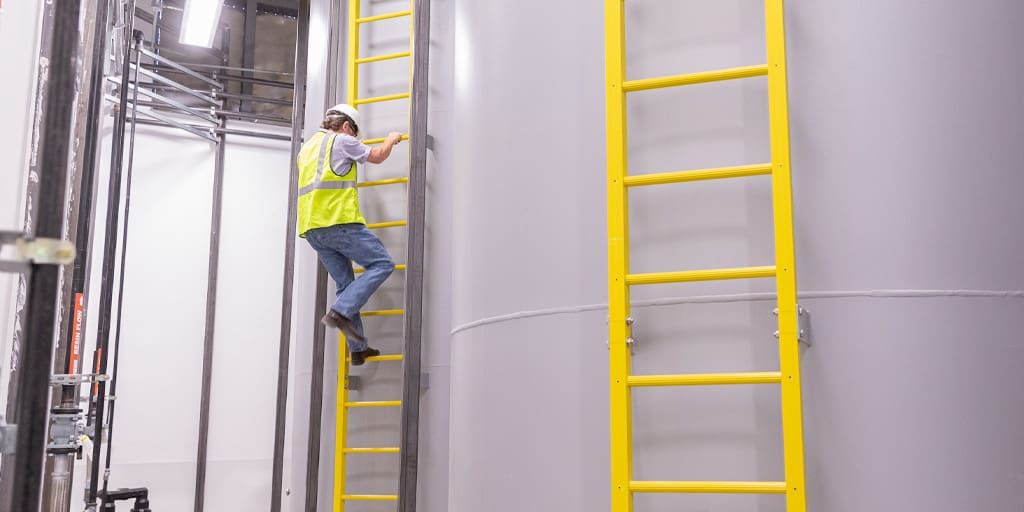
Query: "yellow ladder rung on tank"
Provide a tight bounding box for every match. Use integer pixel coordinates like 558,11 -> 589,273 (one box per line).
342,494 -> 399,501
344,447 -> 400,454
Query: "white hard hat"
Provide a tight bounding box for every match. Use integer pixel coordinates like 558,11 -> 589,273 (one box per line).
326,103 -> 361,131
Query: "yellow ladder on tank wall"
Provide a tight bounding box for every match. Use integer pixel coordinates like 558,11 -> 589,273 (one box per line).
334,0 -> 415,508
604,0 -> 808,511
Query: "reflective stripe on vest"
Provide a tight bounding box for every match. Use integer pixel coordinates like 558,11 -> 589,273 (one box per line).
298,132 -> 357,196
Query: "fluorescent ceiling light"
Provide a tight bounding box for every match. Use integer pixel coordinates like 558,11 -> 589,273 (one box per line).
179,0 -> 224,48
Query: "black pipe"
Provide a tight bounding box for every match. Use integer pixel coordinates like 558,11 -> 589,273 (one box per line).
271,0 -> 308,506
101,32 -> 144,497
7,0 -> 83,510
0,0 -> 56,502
87,2 -> 137,505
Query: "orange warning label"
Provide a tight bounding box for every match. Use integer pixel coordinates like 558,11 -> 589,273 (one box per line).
71,293 -> 84,374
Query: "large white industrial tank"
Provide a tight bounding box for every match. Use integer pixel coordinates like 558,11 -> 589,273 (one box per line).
447,0 -> 1024,511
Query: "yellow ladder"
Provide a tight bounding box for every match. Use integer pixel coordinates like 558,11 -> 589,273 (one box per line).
604,1 -> 807,511
334,0 -> 416,508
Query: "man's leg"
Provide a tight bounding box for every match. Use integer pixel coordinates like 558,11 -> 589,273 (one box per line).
333,224 -> 396,319
304,227 -> 369,354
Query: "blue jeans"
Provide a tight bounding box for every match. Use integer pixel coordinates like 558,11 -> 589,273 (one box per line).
305,223 -> 395,351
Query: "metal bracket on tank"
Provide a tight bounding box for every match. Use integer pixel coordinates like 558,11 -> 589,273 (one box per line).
605,316 -> 637,354
773,305 -> 812,347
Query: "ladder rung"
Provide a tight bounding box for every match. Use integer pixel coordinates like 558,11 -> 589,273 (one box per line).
356,51 -> 411,64
354,264 -> 407,274
626,265 -> 776,285
628,371 -> 782,387
366,220 -> 407,229
366,354 -> 403,362
362,309 -> 404,317
354,92 -> 411,106
346,353 -> 403,362
631,481 -> 786,494
342,494 -> 399,501
345,400 -> 402,408
624,163 -> 772,187
363,134 -> 409,145
343,447 -> 400,454
623,64 -> 769,92
355,10 -> 411,24
359,176 -> 409,188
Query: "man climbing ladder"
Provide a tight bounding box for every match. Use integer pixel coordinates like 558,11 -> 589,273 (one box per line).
296,103 -> 404,365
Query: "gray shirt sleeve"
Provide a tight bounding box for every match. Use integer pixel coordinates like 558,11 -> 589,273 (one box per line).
329,133 -> 371,176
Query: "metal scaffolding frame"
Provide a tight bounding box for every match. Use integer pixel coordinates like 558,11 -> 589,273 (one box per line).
0,1 -> 298,510
1,0 -> 433,510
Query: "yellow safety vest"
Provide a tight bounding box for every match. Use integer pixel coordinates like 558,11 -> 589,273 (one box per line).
296,130 -> 366,237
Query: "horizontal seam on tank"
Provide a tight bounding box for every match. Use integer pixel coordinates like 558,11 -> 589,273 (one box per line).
450,289 -> 1024,336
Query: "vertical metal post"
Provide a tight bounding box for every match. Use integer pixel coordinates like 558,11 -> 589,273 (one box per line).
305,0 -> 347,508
397,0 -> 431,511
0,0 -> 57,500
193,25 -> 231,512
87,0 -> 137,506
604,1 -> 634,512
41,0 -> 104,508
242,0 -> 258,111
7,0 -> 84,510
270,0 -> 309,509
305,271 -> 329,512
765,0 -> 807,509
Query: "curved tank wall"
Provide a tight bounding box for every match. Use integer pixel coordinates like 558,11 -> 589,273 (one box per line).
448,1 -> 1024,512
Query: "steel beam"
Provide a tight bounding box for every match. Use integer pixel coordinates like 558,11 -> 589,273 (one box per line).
398,1 -> 431,511
271,0 -> 309,509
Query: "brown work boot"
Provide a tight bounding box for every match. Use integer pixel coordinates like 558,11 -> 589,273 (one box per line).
321,310 -> 366,344
350,347 -> 381,366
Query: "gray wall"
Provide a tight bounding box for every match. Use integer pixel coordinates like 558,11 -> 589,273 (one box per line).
446,1 -> 1024,512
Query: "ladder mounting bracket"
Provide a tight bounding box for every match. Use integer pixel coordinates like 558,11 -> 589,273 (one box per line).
772,305 -> 812,347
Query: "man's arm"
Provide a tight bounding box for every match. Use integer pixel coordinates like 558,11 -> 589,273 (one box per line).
366,132 -> 404,164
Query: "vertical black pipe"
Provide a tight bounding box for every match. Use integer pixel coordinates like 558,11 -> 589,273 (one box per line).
87,0 -> 137,505
193,25 -> 231,512
0,0 -> 57,500
270,0 -> 309,509
7,0 -> 84,510
398,1 -> 432,510
61,0 -> 110,398
100,31 -> 143,497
